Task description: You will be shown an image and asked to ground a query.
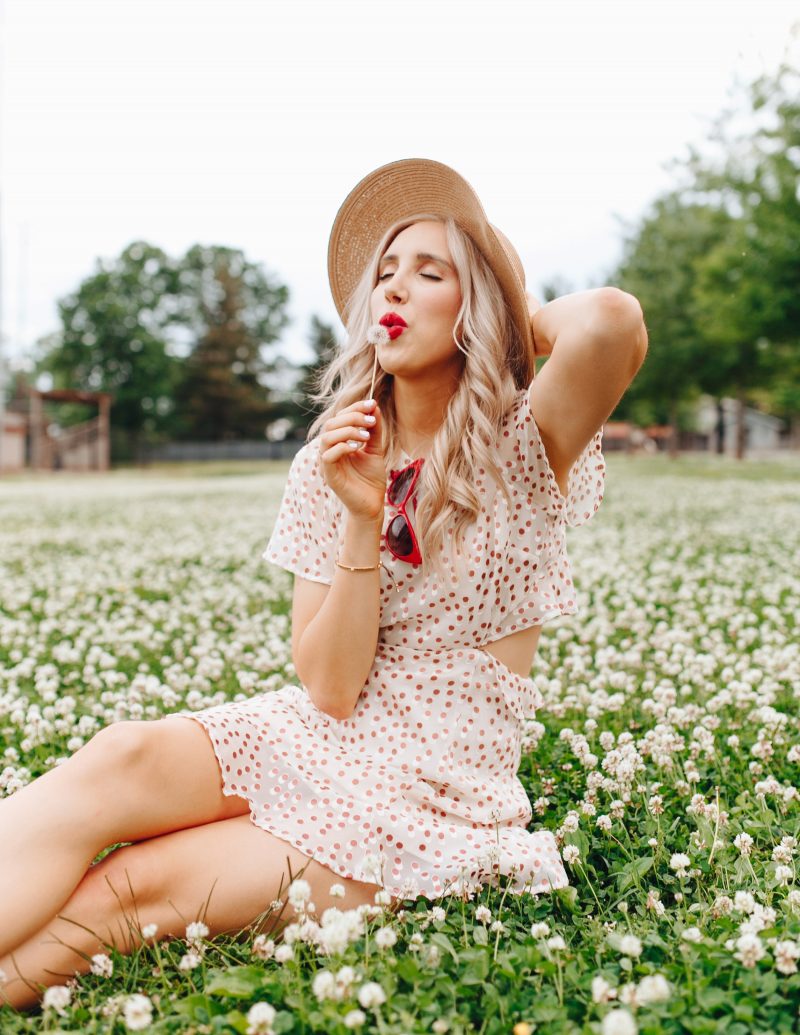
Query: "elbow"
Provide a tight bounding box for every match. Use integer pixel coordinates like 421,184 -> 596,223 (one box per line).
593,287 -> 648,372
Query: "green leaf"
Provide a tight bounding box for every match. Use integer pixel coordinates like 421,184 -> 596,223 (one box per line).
429,932 -> 459,961
205,965 -> 267,998
472,925 -> 489,945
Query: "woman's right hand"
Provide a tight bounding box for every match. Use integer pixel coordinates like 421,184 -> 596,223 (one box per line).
319,399 -> 387,523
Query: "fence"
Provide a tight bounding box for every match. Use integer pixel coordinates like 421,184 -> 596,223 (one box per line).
139,439 -> 304,463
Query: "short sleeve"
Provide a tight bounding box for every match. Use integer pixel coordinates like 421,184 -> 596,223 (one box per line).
507,388 -> 606,527
262,439 -> 340,584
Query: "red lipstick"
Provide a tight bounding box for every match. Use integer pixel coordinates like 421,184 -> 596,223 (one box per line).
379,313 -> 407,340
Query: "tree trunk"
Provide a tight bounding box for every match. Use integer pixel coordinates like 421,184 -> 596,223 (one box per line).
668,398 -> 679,459
715,398 -> 726,455
735,387 -> 747,460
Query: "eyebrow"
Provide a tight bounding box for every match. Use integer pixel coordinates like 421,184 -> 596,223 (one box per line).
378,251 -> 454,271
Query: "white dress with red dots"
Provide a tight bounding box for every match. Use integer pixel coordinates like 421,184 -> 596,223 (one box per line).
169,388 -> 605,901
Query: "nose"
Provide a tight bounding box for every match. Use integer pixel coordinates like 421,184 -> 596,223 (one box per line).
383,271 -> 408,304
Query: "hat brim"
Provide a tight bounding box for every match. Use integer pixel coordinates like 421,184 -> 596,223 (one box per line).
327,158 -> 533,361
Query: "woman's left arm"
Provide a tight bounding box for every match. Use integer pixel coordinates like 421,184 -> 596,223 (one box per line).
527,287 -> 648,490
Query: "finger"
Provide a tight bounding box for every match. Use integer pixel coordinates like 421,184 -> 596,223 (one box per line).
324,408 -> 378,433
319,424 -> 374,452
320,439 -> 369,464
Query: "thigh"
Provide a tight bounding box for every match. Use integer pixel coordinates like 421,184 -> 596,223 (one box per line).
77,814 -> 385,944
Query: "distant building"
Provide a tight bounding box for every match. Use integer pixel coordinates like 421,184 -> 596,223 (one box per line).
694,397 -> 784,455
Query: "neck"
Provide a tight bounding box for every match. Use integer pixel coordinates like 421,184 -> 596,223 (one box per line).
391,374 -> 459,457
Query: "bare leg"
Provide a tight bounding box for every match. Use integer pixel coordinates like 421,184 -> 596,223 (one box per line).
0,717 -> 250,958
0,812 -> 387,1013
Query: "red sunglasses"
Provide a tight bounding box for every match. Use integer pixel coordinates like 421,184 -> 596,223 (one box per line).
385,458 -> 424,565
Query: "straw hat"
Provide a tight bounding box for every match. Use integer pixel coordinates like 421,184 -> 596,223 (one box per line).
327,158 -> 534,370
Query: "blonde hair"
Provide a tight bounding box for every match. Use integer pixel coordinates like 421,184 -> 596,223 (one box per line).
308,215 -> 535,578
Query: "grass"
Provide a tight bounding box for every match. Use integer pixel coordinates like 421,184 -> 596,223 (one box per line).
0,455 -> 799,1033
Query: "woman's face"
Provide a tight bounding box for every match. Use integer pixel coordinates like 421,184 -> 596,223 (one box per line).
370,220 -> 464,385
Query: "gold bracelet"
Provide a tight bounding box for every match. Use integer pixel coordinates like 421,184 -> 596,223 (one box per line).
335,553 -> 399,593
335,559 -> 380,573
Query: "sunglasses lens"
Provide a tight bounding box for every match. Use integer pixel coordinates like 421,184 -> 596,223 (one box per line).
387,465 -> 416,506
387,514 -> 413,558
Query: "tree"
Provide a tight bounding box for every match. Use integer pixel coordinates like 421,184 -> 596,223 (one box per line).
296,315 -> 339,418
34,242 -> 185,459
678,53 -> 800,454
172,245 -> 290,440
610,193 -> 734,452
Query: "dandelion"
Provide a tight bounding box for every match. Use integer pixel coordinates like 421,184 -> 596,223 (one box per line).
123,993 -> 154,1031
357,981 -> 387,1009
42,984 -> 72,1015
246,1001 -> 277,1035
90,953 -> 114,977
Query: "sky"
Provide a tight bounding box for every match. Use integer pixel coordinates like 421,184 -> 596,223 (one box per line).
1,0 -> 798,370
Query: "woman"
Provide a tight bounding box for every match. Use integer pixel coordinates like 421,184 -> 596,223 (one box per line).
0,159 -> 647,1010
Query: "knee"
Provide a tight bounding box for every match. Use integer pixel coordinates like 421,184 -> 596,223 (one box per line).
69,847 -> 162,950
79,720 -> 155,773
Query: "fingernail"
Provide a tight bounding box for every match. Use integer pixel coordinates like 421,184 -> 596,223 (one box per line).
364,415 -> 376,424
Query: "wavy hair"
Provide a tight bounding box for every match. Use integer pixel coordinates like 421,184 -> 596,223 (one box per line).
307,215 -> 535,578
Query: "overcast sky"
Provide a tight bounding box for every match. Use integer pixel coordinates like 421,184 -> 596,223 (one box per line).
1,0 -> 798,369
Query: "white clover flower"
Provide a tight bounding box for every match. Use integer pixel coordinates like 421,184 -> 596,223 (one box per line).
712,895 -> 733,917
274,944 -> 294,963
43,984 -> 72,1015
374,889 -> 393,906
140,922 -> 158,940
178,950 -> 202,971
246,1001 -> 277,1035
329,883 -> 346,898
530,921 -> 550,938
601,1007 -> 637,1035
547,934 -> 567,952
123,993 -> 153,1031
185,920 -> 210,943
681,927 -> 703,944
312,969 -> 337,1002
669,853 -> 691,873
562,844 -> 580,864
252,935 -> 275,960
636,974 -> 671,1004
374,927 -> 398,949
773,940 -> 800,975
90,953 -> 114,977
475,905 -> 492,924
432,1021 -> 450,1034
596,815 -> 612,831
774,864 -> 793,887
357,980 -> 387,1009
288,878 -> 312,910
344,1009 -> 367,1028
734,833 -> 754,857
619,934 -> 642,957
591,975 -> 617,1003
733,891 -> 756,914
430,906 -> 446,923
336,965 -> 358,995
734,932 -> 766,968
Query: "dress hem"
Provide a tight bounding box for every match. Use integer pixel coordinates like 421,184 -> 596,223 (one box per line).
165,712 -> 570,903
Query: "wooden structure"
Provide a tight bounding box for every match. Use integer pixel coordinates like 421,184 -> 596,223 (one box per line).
28,389 -> 112,471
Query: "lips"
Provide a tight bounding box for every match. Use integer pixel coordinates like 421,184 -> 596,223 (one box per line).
379,313 -> 407,340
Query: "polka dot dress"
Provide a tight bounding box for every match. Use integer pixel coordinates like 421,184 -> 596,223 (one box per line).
169,389 -> 605,901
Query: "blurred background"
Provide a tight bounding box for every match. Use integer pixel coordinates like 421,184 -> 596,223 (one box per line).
0,0 -> 798,471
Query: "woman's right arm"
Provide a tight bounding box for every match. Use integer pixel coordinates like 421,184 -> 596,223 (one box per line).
291,399 -> 387,720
